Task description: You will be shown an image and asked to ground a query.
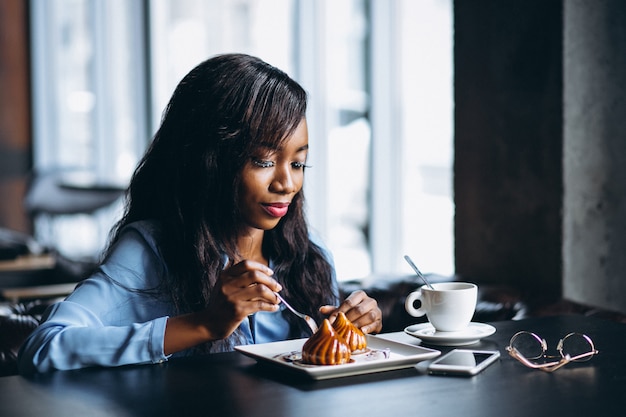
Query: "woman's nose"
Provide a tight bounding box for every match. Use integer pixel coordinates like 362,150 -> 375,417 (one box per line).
270,165 -> 296,193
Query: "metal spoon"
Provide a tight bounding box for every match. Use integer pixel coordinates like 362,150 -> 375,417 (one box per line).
274,292 -> 319,334
403,255 -> 435,290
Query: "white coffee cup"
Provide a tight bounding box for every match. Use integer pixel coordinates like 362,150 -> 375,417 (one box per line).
404,282 -> 478,332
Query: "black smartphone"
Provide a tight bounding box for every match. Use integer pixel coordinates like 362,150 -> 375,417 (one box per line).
428,349 -> 500,376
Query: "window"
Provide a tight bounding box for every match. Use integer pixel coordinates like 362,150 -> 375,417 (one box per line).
30,0 -> 454,278
30,0 -> 148,258
299,0 -> 454,279
148,0 -> 296,132
397,0 -> 454,276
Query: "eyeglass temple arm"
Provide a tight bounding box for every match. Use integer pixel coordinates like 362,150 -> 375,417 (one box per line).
567,350 -> 599,361
537,350 -> 598,372
506,347 -> 570,373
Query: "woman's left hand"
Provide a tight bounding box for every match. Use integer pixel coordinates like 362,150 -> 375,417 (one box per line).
319,290 -> 383,334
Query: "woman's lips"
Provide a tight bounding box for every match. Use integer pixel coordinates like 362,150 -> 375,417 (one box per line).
262,202 -> 290,218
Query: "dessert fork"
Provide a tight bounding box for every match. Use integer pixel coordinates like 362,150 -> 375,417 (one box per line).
274,292 -> 319,334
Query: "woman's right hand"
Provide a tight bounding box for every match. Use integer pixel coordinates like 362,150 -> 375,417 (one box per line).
164,260 -> 281,355
205,260 -> 282,338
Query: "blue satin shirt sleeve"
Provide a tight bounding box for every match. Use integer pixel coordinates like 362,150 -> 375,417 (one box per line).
18,223 -> 173,374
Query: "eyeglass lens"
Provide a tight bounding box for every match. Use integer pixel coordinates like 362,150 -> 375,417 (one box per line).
510,332 -> 545,359
558,333 -> 595,362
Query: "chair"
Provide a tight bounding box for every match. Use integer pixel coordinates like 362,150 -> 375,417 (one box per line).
23,169 -> 125,260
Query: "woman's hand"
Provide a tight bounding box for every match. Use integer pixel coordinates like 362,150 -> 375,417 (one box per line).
319,290 -> 383,334
204,260 -> 282,338
164,260 -> 281,354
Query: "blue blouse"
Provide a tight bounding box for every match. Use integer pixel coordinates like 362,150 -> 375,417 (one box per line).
18,220 -> 337,373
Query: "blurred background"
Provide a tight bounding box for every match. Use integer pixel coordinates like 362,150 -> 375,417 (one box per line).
2,0 -> 626,316
14,0 -> 455,281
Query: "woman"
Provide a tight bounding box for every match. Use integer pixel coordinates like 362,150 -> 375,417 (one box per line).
18,53 -> 382,373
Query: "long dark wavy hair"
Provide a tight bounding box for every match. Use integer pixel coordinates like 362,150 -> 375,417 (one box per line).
107,53 -> 335,351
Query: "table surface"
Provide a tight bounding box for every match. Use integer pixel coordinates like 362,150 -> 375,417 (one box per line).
1,315 -> 624,417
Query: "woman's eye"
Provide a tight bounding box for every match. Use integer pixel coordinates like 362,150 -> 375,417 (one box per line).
252,159 -> 275,168
292,161 -> 310,169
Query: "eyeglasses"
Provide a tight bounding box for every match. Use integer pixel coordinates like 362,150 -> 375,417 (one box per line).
506,331 -> 599,372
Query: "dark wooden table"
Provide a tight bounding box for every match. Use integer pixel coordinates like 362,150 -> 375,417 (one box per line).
1,315 -> 624,417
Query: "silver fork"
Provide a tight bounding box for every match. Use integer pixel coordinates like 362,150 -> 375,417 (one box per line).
274,292 -> 319,334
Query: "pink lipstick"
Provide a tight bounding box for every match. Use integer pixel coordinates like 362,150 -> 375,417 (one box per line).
262,202 -> 290,218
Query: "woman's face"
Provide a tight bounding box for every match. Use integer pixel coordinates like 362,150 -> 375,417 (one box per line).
238,118 -> 308,232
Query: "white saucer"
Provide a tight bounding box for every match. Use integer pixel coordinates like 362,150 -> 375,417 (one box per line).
404,322 -> 496,346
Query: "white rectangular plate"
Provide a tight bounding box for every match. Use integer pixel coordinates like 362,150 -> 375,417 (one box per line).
235,335 -> 441,380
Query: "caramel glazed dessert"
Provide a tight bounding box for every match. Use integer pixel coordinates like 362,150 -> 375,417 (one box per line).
301,312 -> 368,365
